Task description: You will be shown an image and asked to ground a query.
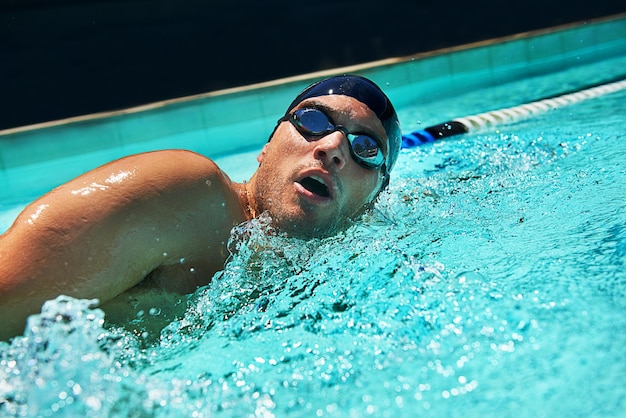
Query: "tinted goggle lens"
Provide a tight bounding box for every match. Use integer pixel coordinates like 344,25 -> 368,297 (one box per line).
292,107 -> 334,134
287,108 -> 385,169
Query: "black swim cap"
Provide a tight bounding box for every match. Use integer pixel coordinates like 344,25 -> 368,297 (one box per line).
283,75 -> 402,172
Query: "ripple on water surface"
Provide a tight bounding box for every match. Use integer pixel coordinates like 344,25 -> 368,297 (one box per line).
2,86 -> 626,418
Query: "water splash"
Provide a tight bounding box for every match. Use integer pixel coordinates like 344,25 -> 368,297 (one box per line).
0,296 -> 148,416
2,88 -> 626,417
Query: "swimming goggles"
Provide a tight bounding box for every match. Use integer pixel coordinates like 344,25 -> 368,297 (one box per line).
281,108 -> 387,172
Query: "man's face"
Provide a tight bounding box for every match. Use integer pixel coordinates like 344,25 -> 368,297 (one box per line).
251,95 -> 388,238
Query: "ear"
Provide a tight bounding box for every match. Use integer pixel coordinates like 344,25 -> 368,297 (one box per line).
257,143 -> 270,164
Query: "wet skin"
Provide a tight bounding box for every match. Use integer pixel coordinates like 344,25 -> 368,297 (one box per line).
249,95 -> 387,238
0,94 -> 388,340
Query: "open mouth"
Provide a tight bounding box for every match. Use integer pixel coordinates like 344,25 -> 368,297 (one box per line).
297,176 -> 330,198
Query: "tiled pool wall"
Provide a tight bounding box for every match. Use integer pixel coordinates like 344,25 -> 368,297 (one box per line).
1,14 -> 625,202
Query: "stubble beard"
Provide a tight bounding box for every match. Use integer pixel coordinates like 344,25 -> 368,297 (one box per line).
252,164 -> 348,239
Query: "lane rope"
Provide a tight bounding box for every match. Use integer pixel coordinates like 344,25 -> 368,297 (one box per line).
401,77 -> 626,148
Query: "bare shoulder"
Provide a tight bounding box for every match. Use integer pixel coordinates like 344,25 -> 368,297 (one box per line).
124,149 -> 223,176
0,150 -> 246,339
4,150 -> 236,232
95,149 -> 228,189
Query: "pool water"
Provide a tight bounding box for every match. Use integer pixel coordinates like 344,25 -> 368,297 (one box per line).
2,65 -> 626,416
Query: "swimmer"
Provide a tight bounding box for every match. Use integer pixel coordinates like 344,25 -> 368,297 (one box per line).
0,75 -> 401,340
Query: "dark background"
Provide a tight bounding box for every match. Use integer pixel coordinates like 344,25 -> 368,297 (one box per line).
1,0 -> 624,130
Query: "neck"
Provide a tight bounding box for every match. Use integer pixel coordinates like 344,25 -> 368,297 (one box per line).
235,179 -> 258,220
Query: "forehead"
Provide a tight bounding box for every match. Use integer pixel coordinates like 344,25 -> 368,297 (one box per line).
292,95 -> 387,140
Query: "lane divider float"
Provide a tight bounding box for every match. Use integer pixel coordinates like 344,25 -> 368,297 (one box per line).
401,77 -> 626,148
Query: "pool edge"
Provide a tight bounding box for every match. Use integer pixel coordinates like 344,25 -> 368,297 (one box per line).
2,12 -> 625,138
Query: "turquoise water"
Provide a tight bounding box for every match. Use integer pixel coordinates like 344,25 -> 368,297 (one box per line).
2,64 -> 626,416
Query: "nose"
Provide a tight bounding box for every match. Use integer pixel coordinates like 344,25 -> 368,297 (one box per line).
313,130 -> 347,170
